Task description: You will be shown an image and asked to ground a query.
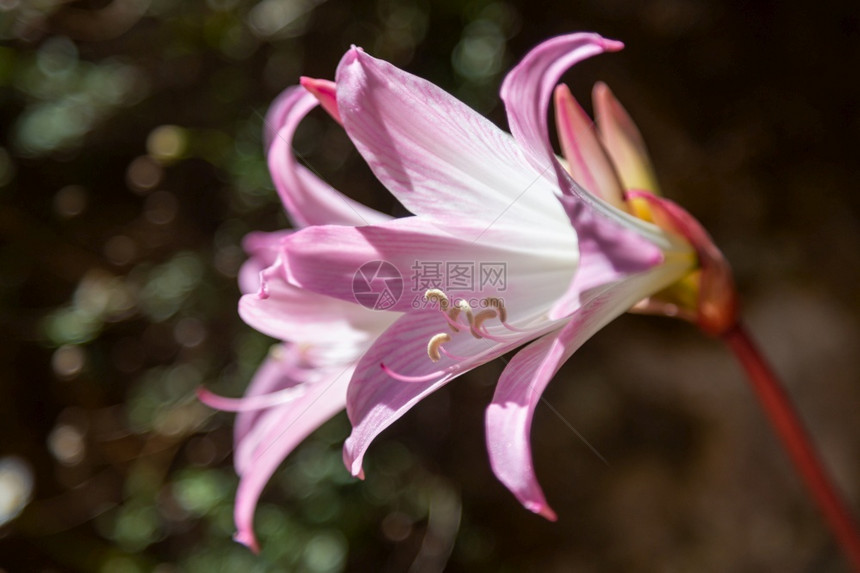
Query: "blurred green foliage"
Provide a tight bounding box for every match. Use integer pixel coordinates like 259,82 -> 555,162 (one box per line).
0,1 -> 516,570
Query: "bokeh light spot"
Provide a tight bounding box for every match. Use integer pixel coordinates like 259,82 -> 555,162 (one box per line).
173,317 -> 207,348
126,155 -> 163,193
144,190 -> 178,225
53,184 -> 88,218
36,36 -> 78,77
0,456 -> 34,527
52,344 -> 86,379
146,125 -> 188,163
381,511 -> 413,542
303,531 -> 347,573
453,21 -> 505,80
48,423 -> 86,466
213,244 -> 243,278
104,235 -> 137,266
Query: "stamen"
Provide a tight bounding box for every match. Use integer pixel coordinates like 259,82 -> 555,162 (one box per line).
457,299 -> 473,315
424,288 -> 450,310
456,300 -> 484,339
425,288 -> 463,332
427,332 -> 471,362
485,297 -> 528,332
446,306 -> 462,333
422,297 -> 527,367
380,362 -> 447,383
439,345 -> 471,361
473,326 -> 514,343
485,298 -> 506,322
196,385 -> 306,412
268,343 -> 286,361
472,309 -> 498,331
470,308 -> 514,342
427,333 -> 451,362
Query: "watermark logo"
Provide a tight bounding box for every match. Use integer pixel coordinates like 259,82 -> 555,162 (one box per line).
352,261 -> 404,310
410,261 -> 507,292
353,259 -> 509,311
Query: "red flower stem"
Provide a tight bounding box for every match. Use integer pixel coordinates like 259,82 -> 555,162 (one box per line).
723,322 -> 860,571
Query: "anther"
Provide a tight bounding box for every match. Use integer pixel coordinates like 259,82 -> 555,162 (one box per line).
458,300 -> 474,321
427,333 -> 452,362
485,298 -> 507,322
472,309 -> 498,331
484,297 -> 527,332
446,306 -> 462,333
268,343 -> 286,361
457,300 -> 483,339
424,288 -> 450,310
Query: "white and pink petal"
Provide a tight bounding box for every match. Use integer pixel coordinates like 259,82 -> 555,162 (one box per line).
226,354 -> 354,552
487,252 -> 694,517
335,47 -> 566,233
279,217 -> 577,320
239,261 -> 396,345
343,311 -> 564,476
501,32 -> 622,185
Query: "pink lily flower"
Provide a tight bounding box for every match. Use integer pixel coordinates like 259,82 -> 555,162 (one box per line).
272,33 -> 710,520
198,86 -> 398,552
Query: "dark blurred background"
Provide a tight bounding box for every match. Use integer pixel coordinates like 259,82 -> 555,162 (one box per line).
1,1 -> 859,571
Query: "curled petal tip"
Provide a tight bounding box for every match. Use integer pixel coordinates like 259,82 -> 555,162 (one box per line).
300,76 -> 341,125
344,45 -> 365,61
195,386 -> 215,406
342,440 -> 365,479
593,82 -> 631,132
592,80 -> 609,100
526,502 -> 558,522
601,38 -> 625,52
299,76 -> 333,92
234,530 -> 261,554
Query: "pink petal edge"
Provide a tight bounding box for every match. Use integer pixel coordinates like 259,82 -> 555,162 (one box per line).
486,255 -> 695,518
593,82 -> 660,195
266,86 -> 389,228
553,83 -> 626,210
343,311 -> 564,477
300,76 -> 342,124
501,32 -> 623,192
334,46 -> 565,233
499,33 -> 667,319
230,355 -> 353,552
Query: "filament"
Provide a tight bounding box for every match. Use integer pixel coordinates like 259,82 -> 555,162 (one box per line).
380,362 -> 447,383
